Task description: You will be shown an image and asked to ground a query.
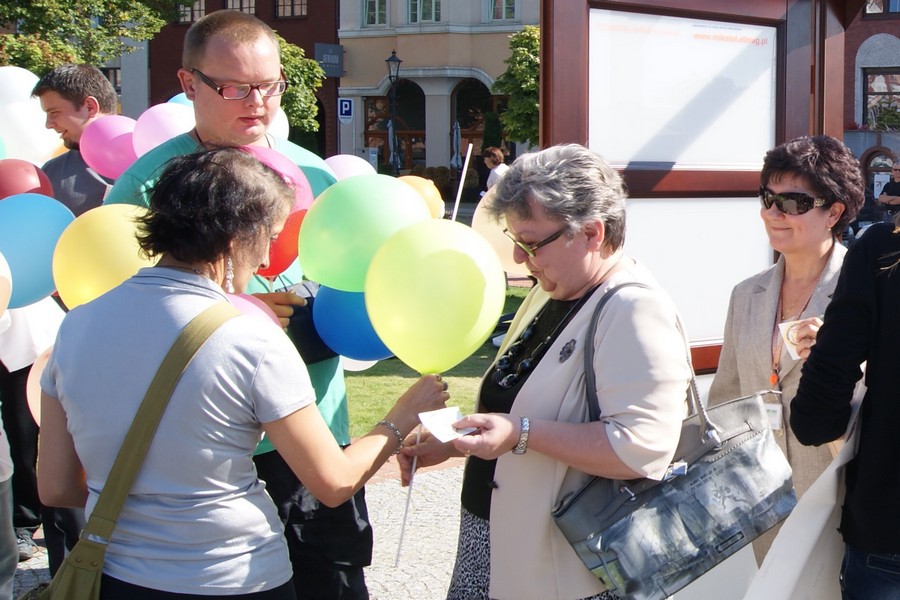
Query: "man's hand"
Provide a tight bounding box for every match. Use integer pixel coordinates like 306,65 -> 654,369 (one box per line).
252,292 -> 306,328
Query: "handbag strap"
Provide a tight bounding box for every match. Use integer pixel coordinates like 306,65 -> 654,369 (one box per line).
83,301 -> 240,544
583,282 -> 720,443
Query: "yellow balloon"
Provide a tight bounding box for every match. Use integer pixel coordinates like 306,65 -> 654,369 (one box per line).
53,204 -> 158,308
365,219 -> 506,374
471,187 -> 531,277
398,175 -> 446,219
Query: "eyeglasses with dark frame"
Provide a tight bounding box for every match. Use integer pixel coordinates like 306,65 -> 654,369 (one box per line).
759,186 -> 827,216
502,227 -> 567,258
190,68 -> 288,100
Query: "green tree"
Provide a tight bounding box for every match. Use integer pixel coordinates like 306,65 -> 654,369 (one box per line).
276,34 -> 325,134
0,0 -> 185,71
492,25 -> 539,146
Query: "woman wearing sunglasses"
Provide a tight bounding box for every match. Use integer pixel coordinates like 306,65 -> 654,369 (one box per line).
708,135 -> 863,563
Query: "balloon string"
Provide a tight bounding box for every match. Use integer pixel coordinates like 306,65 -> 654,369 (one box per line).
394,424 -> 421,568
450,143 -> 473,223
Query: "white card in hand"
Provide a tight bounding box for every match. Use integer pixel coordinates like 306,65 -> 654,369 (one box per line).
778,320 -> 802,360
418,407 -> 477,443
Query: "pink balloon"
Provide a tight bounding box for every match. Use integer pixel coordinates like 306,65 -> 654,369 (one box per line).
324,154 -> 376,181
226,293 -> 281,327
242,146 -> 314,212
133,103 -> 196,156
80,115 -> 138,179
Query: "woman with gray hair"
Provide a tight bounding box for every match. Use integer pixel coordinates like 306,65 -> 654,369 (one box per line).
400,144 -> 692,600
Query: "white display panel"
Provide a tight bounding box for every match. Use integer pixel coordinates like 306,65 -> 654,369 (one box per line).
588,9 -> 777,170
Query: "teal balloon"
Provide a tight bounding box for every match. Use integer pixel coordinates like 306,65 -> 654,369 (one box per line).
0,136 -> 6,159
167,92 -> 193,107
0,193 -> 74,308
276,143 -> 337,199
298,174 -> 430,292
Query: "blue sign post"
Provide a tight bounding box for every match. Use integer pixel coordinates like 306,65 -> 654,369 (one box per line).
338,98 -> 353,125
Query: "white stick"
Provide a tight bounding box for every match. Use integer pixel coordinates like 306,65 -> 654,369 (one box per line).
394,425 -> 421,568
450,143 -> 473,222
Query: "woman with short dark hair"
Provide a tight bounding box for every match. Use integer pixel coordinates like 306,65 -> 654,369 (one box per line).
36,148 -> 448,599
709,134 -> 864,562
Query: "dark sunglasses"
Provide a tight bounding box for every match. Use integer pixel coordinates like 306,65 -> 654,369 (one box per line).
759,186 -> 827,216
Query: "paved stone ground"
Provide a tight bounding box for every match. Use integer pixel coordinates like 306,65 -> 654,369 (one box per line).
13,459 -> 465,599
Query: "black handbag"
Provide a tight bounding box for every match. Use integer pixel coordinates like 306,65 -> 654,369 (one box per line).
551,283 -> 797,600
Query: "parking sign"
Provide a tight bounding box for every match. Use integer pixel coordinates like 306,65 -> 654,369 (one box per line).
338,98 -> 352,124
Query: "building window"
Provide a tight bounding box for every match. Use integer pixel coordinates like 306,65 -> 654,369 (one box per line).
865,0 -> 900,14
276,0 -> 307,17
365,0 -> 386,25
178,0 -> 206,23
409,0 -> 440,23
227,0 -> 256,14
864,68 -> 900,128
492,0 -> 515,20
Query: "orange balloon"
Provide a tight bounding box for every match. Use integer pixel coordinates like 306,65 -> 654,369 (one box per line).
26,345 -> 53,426
399,175 -> 446,219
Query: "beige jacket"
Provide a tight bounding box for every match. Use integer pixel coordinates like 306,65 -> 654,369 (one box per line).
708,244 -> 845,497
487,260 -> 692,599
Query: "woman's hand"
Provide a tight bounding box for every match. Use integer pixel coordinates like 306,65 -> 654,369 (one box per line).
789,316 -> 823,359
384,375 -> 450,436
451,413 -> 518,461
252,291 -> 306,328
397,430 -> 460,486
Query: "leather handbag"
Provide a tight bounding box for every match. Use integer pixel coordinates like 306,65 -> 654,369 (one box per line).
18,302 -> 239,600
551,283 -> 798,600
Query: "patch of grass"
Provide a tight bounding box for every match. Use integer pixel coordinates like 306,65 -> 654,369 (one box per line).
346,285 -> 531,437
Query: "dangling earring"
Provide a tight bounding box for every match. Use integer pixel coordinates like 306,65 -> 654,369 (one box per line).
225,257 -> 234,294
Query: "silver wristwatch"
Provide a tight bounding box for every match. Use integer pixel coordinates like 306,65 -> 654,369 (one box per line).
512,416 -> 530,455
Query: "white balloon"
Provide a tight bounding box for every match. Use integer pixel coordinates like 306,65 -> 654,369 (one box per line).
0,66 -> 39,106
0,99 -> 64,165
0,250 -> 11,317
132,103 -> 196,156
341,356 -> 379,372
269,107 -> 290,139
470,188 -> 531,277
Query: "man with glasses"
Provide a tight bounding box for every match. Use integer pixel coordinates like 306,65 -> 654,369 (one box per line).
104,11 -> 372,600
878,164 -> 900,223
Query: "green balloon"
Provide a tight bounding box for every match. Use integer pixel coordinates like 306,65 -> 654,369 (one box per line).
365,219 -> 506,374
299,174 -> 430,292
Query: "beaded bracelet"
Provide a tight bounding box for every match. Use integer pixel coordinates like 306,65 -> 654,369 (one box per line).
377,420 -> 404,455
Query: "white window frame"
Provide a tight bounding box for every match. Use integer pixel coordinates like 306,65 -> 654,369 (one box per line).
409,0 -> 440,23
365,0 -> 387,25
491,0 -> 515,21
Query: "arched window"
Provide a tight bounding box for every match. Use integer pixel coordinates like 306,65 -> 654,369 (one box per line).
364,80 -> 426,171
452,79 -> 508,189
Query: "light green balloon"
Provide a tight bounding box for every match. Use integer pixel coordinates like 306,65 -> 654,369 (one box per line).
365,219 -> 506,374
299,174 -> 430,292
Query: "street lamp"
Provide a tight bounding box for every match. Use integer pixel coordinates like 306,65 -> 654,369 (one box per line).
385,50 -> 402,175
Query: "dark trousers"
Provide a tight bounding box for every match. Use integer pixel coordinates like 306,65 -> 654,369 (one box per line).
254,449 -> 372,600
841,544 -> 900,600
0,363 -> 41,532
100,575 -> 297,600
0,361 -> 85,572
0,477 -> 17,599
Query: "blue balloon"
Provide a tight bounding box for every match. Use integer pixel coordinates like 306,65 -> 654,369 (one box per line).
0,193 -> 74,308
167,92 -> 193,107
312,286 -> 393,361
